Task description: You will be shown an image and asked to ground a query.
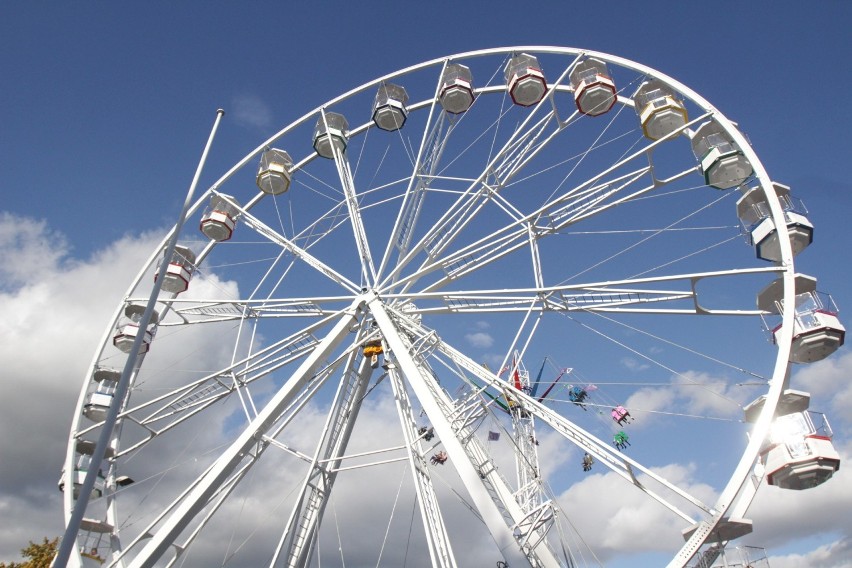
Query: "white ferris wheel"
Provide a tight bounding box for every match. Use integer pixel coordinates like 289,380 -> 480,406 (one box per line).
59,47 -> 845,568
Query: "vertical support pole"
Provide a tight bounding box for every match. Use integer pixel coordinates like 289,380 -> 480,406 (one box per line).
54,109 -> 225,567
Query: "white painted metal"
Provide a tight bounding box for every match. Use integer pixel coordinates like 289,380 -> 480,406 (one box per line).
273,350 -> 374,567
385,357 -> 458,568
58,109 -> 225,568
370,298 -> 560,567
125,300 -> 361,568
506,354 -> 544,514
60,47 -> 811,568
668,100 -> 797,568
431,332 -> 711,523
326,111 -> 379,287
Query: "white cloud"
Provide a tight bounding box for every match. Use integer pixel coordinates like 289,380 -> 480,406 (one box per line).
0,212 -> 70,289
618,370 -> 746,424
231,93 -> 273,130
554,462 -> 717,560
792,349 -> 852,419
465,331 -> 494,348
2,212 -> 850,567
621,356 -> 650,372
769,539 -> 852,568
0,215 -> 162,558
480,352 -> 505,371
672,370 -> 748,417
625,386 -> 676,416
0,215 -> 252,562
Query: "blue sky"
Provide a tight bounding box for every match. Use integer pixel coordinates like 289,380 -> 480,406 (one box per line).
1,2 -> 852,566
1,2 -> 850,291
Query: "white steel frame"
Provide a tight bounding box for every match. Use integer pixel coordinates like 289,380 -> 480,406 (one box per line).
60,47 -> 801,568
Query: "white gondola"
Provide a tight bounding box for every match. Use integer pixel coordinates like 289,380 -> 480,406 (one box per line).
200,193 -> 240,241
439,63 -> 475,114
78,518 -> 113,567
256,149 -> 293,195
313,112 -> 348,159
634,79 -> 688,140
691,121 -> 753,189
504,53 -> 547,107
569,57 -> 616,116
58,440 -> 112,500
757,274 -> 845,363
761,410 -> 840,490
113,303 -> 159,354
737,183 -> 813,262
155,244 -> 196,295
82,368 -> 120,422
743,388 -> 810,424
372,83 -> 409,131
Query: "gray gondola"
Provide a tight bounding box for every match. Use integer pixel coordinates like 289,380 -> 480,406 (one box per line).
373,83 -> 409,131
570,57 -> 616,116
256,149 -> 293,195
439,63 -> 474,114
313,113 -> 349,159
113,303 -> 159,354
737,183 -> 813,262
504,53 -> 547,107
200,193 -> 241,241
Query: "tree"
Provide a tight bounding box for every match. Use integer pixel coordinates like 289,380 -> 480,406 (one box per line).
0,537 -> 59,568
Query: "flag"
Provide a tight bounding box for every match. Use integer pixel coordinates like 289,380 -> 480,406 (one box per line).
512,354 -> 521,390
488,431 -> 500,441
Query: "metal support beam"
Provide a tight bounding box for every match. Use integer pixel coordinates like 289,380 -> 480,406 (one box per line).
273,350 -> 374,567
56,109 -> 226,568
125,298 -> 363,568
369,296 -> 559,567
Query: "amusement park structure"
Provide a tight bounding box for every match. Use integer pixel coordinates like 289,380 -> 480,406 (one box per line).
58,47 -> 843,567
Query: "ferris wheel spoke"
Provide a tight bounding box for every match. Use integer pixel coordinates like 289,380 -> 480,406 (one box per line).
219,194 -> 362,294
93,321 -> 332,457
406,114 -> 720,299
371,300 -> 563,567
384,89 -> 568,292
394,127 -> 552,292
115,454 -> 258,568
388,163 -> 678,295
322,110 -> 379,286
393,103 -> 702,296
542,266 -> 779,315
159,295 -> 354,325
391,265 -> 779,317
122,301 -> 362,568
377,77 -> 452,282
385,362 -> 459,567
274,344 -> 374,567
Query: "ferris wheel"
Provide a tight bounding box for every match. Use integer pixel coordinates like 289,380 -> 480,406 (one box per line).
59,47 -> 844,568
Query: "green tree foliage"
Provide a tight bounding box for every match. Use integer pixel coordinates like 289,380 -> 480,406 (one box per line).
0,537 -> 59,568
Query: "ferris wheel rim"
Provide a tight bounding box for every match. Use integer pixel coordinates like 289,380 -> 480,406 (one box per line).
61,46 -> 801,568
